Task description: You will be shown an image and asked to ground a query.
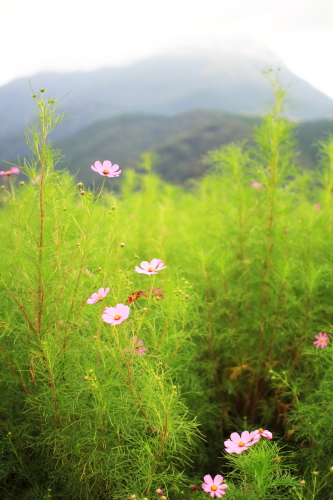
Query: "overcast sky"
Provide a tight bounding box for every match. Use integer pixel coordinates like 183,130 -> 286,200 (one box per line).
2,0 -> 333,98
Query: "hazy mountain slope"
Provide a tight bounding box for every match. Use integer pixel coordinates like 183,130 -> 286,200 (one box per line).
57,110 -> 258,184
1,109 -> 332,185
55,110 -> 333,185
1,50 -> 333,168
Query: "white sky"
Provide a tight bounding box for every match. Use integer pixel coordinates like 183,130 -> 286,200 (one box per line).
1,0 -> 333,98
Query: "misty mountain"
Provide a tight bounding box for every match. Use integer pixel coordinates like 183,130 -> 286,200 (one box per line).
1,50 -> 333,164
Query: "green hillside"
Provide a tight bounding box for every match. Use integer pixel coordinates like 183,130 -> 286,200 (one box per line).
57,110 -> 333,185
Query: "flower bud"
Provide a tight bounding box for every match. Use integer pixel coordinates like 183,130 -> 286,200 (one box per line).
299,480 -> 306,484
32,94 -> 37,98
80,190 -> 85,195
1,186 -> 5,190
185,295 -> 189,299
39,88 -> 45,92
111,206 -> 116,210
312,471 -> 318,475
20,181 -> 25,185
120,243 -> 125,247
156,490 -> 163,495
161,496 -> 167,500
134,255 -> 139,258
83,376 -> 88,381
190,485 -> 197,490
77,182 -> 83,187
172,385 -> 177,389
130,495 -> 136,499
142,307 -> 147,312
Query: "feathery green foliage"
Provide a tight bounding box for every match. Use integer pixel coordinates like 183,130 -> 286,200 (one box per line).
2,77 -> 333,499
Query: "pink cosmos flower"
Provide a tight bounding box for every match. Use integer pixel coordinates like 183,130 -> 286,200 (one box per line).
313,332 -> 329,349
125,336 -> 147,355
87,287 -> 110,304
313,204 -> 321,211
201,475 -> 228,498
252,428 -> 273,440
91,160 -> 121,177
0,167 -> 20,175
102,303 -> 130,325
251,181 -> 263,189
135,259 -> 167,275
224,430 -> 258,454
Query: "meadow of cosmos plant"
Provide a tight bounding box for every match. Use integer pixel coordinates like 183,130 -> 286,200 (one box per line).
1,78 -> 333,499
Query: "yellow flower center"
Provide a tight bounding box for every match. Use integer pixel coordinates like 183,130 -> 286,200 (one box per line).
148,267 -> 153,272
320,338 -> 325,342
259,428 -> 264,433
114,314 -> 121,320
103,169 -> 110,174
211,486 -> 217,491
97,295 -> 103,299
238,441 -> 245,447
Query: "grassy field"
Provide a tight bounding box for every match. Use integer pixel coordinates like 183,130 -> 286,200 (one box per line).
1,80 -> 333,499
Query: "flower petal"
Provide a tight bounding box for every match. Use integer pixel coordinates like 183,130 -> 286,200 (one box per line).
230,432 -> 241,443
213,475 -> 223,486
203,475 -> 213,486
102,160 -> 112,170
140,261 -> 150,270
